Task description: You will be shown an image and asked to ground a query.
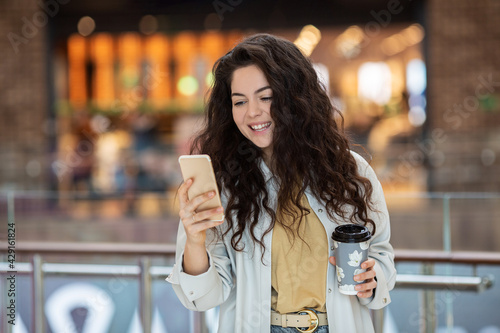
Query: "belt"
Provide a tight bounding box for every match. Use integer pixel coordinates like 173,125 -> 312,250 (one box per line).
271,309 -> 328,332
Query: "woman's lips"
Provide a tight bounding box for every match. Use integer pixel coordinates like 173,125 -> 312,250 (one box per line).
249,121 -> 271,132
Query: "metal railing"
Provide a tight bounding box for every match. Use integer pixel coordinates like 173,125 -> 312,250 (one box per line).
1,242 -> 498,333
2,190 -> 499,332
392,250 -> 498,333
0,242 -> 191,333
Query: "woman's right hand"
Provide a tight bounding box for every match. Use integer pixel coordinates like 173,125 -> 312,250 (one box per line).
178,178 -> 224,246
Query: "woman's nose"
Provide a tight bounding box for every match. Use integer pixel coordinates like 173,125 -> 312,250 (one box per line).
247,100 -> 263,117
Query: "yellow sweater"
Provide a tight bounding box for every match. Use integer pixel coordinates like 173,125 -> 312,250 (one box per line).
271,194 -> 329,313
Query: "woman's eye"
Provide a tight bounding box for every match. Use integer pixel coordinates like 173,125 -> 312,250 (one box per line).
234,101 -> 246,106
261,96 -> 273,102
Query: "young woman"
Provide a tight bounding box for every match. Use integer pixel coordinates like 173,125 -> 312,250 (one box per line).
167,33 -> 396,333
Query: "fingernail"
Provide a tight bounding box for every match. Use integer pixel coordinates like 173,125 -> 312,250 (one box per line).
187,179 -> 193,184
217,207 -> 223,212
208,191 -> 215,197
355,285 -> 362,291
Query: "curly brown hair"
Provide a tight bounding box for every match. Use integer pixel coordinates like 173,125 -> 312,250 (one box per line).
191,33 -> 375,255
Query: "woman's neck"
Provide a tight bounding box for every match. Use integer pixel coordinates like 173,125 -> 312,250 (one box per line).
262,147 -> 273,167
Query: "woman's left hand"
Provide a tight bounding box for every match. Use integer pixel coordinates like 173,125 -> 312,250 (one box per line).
329,257 -> 377,298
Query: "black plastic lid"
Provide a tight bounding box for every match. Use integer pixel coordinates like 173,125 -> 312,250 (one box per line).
331,224 -> 371,243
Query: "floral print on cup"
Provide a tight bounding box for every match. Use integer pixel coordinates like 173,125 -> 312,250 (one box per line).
336,266 -> 345,282
347,250 -> 363,267
338,284 -> 356,294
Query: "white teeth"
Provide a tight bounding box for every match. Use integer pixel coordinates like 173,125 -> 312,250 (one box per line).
250,122 -> 271,131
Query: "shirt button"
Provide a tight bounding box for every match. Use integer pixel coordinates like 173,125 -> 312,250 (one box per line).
383,298 -> 387,303
189,291 -> 194,295
318,209 -> 323,213
331,246 -> 334,251
328,288 -> 332,293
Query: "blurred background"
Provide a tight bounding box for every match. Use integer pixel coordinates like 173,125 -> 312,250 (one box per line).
0,0 -> 499,332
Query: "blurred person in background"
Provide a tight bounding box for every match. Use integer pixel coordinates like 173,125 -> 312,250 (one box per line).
70,111 -> 96,196
167,34 -> 396,333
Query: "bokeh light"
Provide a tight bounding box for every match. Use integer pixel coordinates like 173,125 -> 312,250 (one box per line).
177,76 -> 199,96
358,62 -> 392,105
77,16 -> 95,37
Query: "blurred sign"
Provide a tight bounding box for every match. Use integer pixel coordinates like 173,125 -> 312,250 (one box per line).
0,274 -> 192,333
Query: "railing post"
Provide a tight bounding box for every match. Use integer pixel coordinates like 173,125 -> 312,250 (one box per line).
421,263 -> 435,333
140,257 -> 152,333
443,194 -> 451,253
443,193 -> 454,332
32,254 -> 44,333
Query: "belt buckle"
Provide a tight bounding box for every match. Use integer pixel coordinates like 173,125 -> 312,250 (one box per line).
295,309 -> 319,333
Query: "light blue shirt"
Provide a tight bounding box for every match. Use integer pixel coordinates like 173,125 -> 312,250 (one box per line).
167,151 -> 396,333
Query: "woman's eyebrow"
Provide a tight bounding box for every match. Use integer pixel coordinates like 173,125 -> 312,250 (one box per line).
255,86 -> 271,94
231,86 -> 272,97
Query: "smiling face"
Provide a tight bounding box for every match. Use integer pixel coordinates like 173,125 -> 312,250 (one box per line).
231,65 -> 274,161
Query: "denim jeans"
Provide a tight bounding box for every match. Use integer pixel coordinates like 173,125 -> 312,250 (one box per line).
271,325 -> 329,333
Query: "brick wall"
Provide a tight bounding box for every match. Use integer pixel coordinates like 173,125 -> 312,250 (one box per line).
0,0 -> 49,190
426,0 -> 500,191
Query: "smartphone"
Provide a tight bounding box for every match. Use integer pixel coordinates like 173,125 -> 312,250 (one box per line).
178,154 -> 224,222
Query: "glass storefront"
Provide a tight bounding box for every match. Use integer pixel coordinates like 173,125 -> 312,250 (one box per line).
51,24 -> 426,218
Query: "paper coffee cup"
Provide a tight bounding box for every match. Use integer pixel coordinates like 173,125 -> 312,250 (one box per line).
331,224 -> 371,295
